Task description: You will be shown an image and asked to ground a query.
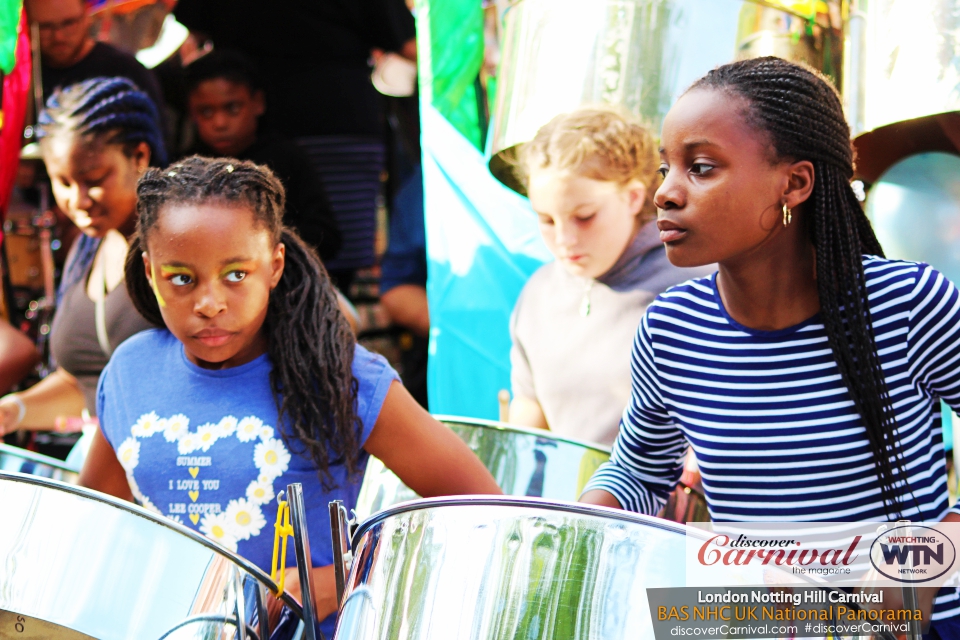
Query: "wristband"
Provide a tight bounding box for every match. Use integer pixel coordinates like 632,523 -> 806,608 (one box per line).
1,394 -> 26,427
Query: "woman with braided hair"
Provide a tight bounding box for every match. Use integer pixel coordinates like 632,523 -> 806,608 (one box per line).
580,57 -> 960,635
79,156 -> 500,636
0,77 -> 164,447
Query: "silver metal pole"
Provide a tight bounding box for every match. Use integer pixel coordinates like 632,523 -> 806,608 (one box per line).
232,566 -> 247,640
329,499 -> 350,607
845,0 -> 867,135
286,483 -> 318,640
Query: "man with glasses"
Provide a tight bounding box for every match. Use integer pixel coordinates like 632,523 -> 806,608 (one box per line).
26,0 -> 163,114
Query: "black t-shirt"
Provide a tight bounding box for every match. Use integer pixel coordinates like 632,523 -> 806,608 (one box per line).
42,42 -> 165,115
173,0 -> 416,138
190,132 -> 342,262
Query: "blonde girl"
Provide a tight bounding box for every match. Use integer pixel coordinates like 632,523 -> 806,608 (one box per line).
509,107 -> 711,445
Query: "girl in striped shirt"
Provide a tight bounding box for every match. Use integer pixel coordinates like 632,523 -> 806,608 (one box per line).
580,56 -> 960,636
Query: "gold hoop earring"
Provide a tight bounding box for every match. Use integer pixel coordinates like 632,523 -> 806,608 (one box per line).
782,203 -> 792,227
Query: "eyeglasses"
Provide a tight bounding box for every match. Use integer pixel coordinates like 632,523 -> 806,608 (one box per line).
37,15 -> 84,34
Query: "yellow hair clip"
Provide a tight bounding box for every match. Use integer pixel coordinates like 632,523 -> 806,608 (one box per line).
270,492 -> 294,597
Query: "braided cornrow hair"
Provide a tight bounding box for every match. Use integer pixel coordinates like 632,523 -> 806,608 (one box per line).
37,76 -> 167,166
126,156 -> 361,489
37,76 -> 168,304
690,56 -> 913,518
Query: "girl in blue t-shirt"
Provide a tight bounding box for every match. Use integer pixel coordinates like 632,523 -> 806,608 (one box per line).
80,155 -> 500,636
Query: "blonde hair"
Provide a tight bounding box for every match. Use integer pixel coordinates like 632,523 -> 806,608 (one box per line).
516,107 -> 659,219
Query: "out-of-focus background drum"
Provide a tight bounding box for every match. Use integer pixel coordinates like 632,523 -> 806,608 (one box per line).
356,416 -> 710,523
2,215 -> 43,291
354,416 -> 610,521
0,443 -> 79,483
488,0 -> 843,193
333,497 -> 818,640
0,472 -> 305,640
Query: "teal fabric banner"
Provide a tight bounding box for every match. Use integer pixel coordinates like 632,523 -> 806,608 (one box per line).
422,104 -> 551,418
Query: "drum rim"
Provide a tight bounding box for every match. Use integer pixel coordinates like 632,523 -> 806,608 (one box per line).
0,443 -> 81,474
0,470 -> 304,616
433,414 -> 612,454
350,495 -> 838,593
352,495 -> 702,548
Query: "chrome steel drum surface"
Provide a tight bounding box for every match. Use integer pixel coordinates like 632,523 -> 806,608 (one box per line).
0,444 -> 79,484
334,498 -> 810,640
489,0 -> 842,192
354,416 -> 609,521
846,0 -> 960,135
0,472 -> 303,640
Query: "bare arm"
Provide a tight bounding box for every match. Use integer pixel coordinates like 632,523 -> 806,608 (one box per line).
78,427 -> 134,502
364,381 -> 501,497
0,321 -> 39,393
579,489 -> 624,509
274,566 -> 339,625
380,285 -> 430,338
508,395 -> 549,431
0,367 -> 86,434
337,291 -> 359,335
282,382 -> 501,620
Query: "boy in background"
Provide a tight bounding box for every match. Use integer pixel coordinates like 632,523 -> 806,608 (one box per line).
184,50 -> 341,262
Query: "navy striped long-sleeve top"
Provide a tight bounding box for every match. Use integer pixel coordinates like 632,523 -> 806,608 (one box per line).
584,257 -> 960,618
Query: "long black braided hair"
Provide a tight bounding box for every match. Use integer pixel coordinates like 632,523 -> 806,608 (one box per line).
37,76 -> 167,305
125,156 -> 361,489
689,56 -> 912,518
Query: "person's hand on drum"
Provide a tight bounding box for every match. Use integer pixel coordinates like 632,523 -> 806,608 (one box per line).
266,565 -> 338,629
580,488 -> 624,510
0,394 -> 25,436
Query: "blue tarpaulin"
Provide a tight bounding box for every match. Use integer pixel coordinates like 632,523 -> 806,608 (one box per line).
422,104 -> 552,419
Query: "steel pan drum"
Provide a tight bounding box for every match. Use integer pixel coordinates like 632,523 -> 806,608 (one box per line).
0,472 -> 304,640
333,497 -> 815,640
489,0 -> 843,193
354,416 -> 610,521
0,443 -> 79,483
844,0 -> 960,136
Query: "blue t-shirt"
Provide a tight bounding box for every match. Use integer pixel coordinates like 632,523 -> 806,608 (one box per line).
98,329 -> 398,635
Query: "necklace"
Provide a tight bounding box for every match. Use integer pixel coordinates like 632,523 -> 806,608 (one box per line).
579,280 -> 594,317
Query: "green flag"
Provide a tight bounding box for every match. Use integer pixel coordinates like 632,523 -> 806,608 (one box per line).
415,0 -> 485,150
1,0 -> 23,75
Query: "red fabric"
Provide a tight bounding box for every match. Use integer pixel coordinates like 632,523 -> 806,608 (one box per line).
0,10 -> 31,225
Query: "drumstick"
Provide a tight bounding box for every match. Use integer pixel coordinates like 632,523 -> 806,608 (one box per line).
498,389 -> 510,423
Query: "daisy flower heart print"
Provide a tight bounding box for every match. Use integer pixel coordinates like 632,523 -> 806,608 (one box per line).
97,329 -> 400,576
117,411 -> 290,553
